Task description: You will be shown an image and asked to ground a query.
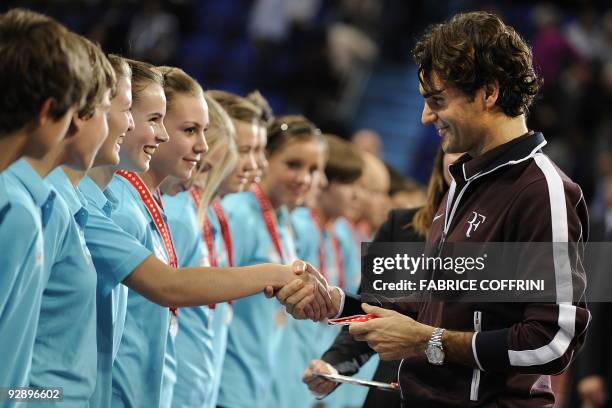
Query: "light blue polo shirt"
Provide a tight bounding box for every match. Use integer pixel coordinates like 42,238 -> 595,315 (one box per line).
78,175 -> 152,408
164,191 -> 215,408
0,160 -> 55,388
28,167 -> 97,406
206,203 -> 233,408
331,217 -> 378,407
218,190 -> 297,408
108,175 -> 172,408
267,207 -> 347,408
333,218 -> 362,292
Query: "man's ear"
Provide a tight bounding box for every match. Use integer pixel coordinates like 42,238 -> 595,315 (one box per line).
36,98 -> 57,127
483,80 -> 500,109
64,112 -> 83,139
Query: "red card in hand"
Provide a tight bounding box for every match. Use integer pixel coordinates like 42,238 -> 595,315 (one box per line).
327,314 -> 378,326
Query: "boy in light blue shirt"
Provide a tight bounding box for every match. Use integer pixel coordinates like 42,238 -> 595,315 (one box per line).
25,37 -> 116,407
0,8 -> 90,389
0,161 -> 56,389
29,168 -> 97,405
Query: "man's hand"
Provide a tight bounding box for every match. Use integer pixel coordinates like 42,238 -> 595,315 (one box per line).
578,375 -> 607,408
265,261 -> 335,321
286,262 -> 335,321
271,262 -> 343,321
349,303 -> 434,360
302,359 -> 339,398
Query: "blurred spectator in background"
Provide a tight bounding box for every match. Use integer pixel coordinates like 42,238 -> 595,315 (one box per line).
249,0 -> 322,44
351,152 -> 390,239
351,129 -> 383,158
531,3 -> 580,90
127,0 -> 178,65
386,163 -> 426,209
565,6 -> 609,62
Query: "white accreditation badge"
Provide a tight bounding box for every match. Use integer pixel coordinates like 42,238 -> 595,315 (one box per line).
169,312 -> 179,338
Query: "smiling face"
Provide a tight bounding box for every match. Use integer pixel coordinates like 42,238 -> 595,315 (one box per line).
221,119 -> 257,193
345,183 -> 366,223
119,83 -> 168,172
63,90 -> 112,171
149,93 -> 209,182
197,132 -> 229,177
252,124 -> 269,183
94,75 -> 134,167
420,71 -> 488,155
263,138 -> 325,209
320,181 -> 357,220
303,154 -> 328,209
161,127 -> 227,196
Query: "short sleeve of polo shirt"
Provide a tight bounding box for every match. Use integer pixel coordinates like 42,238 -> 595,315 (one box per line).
106,182 -> 149,241
0,200 -> 45,388
84,202 -> 152,298
0,202 -> 41,314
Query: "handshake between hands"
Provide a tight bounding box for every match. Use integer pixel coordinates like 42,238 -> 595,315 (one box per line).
265,260 -> 343,322
268,261 -> 432,398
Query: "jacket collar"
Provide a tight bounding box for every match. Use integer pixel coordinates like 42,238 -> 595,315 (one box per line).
449,131 -> 547,182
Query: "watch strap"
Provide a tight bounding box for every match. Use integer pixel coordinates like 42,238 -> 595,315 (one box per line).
428,327 -> 445,348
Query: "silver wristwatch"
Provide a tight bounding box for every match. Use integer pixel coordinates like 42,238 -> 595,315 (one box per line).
425,328 -> 446,365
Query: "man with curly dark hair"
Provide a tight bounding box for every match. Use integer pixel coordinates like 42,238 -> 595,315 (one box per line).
412,11 -> 543,157
278,11 -> 591,408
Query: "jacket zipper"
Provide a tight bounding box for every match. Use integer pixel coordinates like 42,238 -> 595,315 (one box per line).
438,142 -> 546,255
470,311 -> 482,401
438,178 -> 473,256
398,359 -> 404,401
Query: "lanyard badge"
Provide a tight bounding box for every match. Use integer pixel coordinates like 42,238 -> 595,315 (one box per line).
116,170 -> 180,330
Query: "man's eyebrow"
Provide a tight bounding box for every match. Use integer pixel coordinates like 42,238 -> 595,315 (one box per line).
422,89 -> 445,98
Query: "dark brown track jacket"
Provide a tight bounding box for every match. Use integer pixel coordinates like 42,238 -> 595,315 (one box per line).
339,132 -> 590,407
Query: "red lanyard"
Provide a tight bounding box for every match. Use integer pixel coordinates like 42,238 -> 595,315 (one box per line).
310,210 -> 346,289
190,190 -> 236,308
189,189 -> 218,267
331,233 -> 345,290
212,198 -> 234,267
252,184 -> 285,263
190,193 -> 234,267
116,170 -> 179,315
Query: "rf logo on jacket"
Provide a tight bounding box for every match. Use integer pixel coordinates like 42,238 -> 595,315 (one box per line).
466,211 -> 486,237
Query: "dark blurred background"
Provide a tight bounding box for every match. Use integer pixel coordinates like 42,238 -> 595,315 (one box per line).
2,1 -> 611,406
1,0 -> 609,202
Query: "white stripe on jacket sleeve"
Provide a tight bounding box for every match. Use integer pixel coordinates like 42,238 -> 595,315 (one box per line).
507,153 -> 576,367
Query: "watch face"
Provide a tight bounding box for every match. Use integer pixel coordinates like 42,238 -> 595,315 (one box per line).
426,345 -> 445,364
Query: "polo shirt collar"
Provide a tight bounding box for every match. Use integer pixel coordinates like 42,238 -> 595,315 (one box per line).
8,159 -> 56,226
79,176 -> 115,218
48,167 -> 89,228
0,174 -> 11,214
449,131 -> 547,182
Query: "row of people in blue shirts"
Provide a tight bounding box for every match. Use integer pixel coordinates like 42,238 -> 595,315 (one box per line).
0,9 -> 380,408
